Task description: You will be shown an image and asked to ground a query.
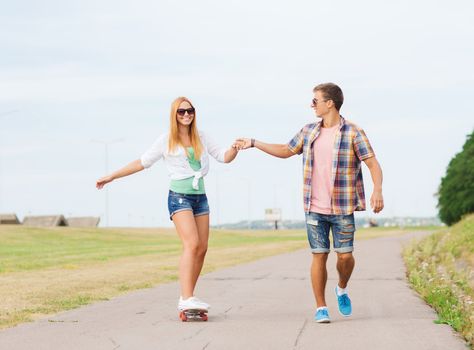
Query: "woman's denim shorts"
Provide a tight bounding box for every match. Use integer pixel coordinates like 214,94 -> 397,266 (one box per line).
167,190 -> 210,220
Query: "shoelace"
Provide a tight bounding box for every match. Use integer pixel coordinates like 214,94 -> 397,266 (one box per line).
339,294 -> 350,307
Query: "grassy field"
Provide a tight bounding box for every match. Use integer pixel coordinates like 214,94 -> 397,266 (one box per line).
404,214 -> 474,348
0,224 -> 429,329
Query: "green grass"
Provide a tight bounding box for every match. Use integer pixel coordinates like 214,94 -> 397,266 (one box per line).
404,214 -> 474,348
0,226 -> 181,273
0,225 -> 420,274
0,224 -> 429,329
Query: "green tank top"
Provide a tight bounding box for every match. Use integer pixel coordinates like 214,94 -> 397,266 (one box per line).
169,147 -> 205,194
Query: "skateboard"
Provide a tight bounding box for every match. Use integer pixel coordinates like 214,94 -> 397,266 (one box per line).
179,309 -> 208,322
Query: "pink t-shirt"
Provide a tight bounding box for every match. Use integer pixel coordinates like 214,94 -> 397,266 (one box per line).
310,125 -> 339,214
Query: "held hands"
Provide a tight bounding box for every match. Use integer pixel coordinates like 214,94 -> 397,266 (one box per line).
232,138 -> 252,150
96,175 -> 114,189
370,190 -> 384,214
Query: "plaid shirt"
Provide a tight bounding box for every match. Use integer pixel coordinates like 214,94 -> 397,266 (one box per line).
287,117 -> 375,215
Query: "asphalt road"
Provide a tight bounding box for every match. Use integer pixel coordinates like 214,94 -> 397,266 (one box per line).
0,231 -> 467,350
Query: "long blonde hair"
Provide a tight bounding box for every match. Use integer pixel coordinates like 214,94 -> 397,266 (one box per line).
168,97 -> 203,160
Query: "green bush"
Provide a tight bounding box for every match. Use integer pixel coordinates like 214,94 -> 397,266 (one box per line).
438,131 -> 474,225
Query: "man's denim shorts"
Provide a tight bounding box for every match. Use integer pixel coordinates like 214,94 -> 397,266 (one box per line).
167,190 -> 210,220
305,212 -> 355,254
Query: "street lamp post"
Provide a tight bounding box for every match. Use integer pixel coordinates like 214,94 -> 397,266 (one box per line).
213,168 -> 230,228
240,177 -> 252,230
92,138 -> 124,227
0,110 -> 19,212
215,170 -> 220,227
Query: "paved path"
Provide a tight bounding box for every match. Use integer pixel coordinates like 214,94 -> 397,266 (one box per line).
0,231 -> 467,350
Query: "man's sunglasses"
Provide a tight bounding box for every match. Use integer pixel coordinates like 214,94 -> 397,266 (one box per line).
311,98 -> 328,106
177,108 -> 195,116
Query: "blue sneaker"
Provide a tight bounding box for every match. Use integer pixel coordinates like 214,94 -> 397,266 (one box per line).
335,286 -> 352,317
314,308 -> 331,323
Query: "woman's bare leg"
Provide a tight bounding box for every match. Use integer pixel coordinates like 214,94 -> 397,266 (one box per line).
172,210 -> 200,299
192,214 -> 210,288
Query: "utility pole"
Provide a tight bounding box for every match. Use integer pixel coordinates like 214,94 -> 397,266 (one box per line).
92,138 -> 124,227
0,110 -> 19,212
240,177 -> 252,230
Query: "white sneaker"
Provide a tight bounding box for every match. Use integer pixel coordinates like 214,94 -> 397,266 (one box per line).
190,297 -> 210,310
178,296 -> 210,311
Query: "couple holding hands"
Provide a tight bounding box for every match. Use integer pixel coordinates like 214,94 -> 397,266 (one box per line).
96,82 -> 384,323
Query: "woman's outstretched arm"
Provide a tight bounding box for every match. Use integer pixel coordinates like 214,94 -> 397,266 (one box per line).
223,144 -> 239,163
96,159 -> 144,189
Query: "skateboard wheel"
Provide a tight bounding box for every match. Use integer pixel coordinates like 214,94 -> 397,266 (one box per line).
179,312 -> 187,322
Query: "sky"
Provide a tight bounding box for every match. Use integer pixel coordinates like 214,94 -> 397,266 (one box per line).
0,0 -> 473,227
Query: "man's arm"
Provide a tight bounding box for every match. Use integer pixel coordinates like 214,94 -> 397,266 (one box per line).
235,138 -> 295,158
363,156 -> 384,213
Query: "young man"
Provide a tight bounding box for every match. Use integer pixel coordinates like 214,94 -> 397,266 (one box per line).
236,83 -> 384,323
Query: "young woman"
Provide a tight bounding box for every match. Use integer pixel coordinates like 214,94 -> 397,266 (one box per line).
96,96 -> 239,313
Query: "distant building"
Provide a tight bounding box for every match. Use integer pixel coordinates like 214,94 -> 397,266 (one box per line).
67,217 -> 100,227
23,215 -> 68,227
0,213 -> 20,225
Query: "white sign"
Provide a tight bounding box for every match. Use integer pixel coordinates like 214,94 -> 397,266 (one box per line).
265,208 -> 282,221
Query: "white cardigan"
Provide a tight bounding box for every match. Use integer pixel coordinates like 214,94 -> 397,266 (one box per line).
140,131 -> 227,189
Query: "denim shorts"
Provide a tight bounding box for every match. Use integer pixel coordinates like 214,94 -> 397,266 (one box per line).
305,212 -> 355,254
167,190 -> 210,220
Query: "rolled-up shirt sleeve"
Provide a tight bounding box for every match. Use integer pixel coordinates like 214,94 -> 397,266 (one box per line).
287,127 -> 305,155
353,128 -> 375,161
140,134 -> 166,168
202,132 -> 226,163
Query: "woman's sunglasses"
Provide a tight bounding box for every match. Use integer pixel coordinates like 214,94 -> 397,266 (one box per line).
177,108 -> 195,116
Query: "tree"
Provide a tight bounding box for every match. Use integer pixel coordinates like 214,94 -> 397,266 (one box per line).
437,131 -> 474,225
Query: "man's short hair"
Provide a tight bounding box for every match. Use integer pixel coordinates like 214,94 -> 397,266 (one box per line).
313,83 -> 344,111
